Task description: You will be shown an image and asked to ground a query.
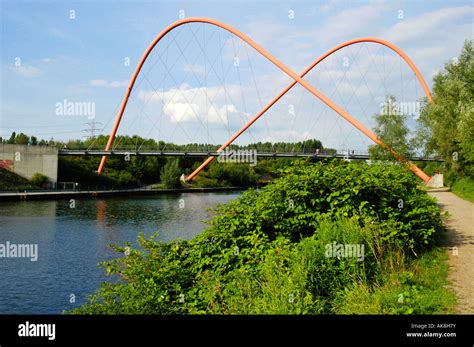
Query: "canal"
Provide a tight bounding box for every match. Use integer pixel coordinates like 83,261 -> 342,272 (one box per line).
0,191 -> 242,314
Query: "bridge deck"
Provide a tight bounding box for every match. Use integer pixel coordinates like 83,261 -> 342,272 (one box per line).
58,150 -> 443,162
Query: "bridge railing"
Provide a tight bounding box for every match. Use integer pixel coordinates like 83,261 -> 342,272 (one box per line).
57,148 -> 443,161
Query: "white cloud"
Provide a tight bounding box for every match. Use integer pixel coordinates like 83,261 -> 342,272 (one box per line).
48,28 -> 84,48
138,84 -> 240,124
244,2 -> 387,58
183,63 -> 206,75
49,28 -> 72,40
89,79 -> 128,88
261,130 -> 313,143
313,4 -> 388,44
383,6 -> 472,44
9,64 -> 41,78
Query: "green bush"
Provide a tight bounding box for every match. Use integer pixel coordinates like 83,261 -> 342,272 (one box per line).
29,173 -> 49,187
205,162 -> 258,186
451,176 -> 474,202
58,157 -> 118,188
71,160 -> 444,315
0,169 -> 37,190
112,171 -> 140,187
160,159 -> 182,189
205,160 -> 441,251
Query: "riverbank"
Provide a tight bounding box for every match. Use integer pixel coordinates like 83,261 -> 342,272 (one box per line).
0,186 -> 250,201
73,161 -> 456,315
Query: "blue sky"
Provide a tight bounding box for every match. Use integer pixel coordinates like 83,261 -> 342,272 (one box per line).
1,0 -> 472,150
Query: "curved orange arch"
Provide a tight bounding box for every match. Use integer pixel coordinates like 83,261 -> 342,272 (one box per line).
97,17 -> 431,182
186,36 -> 433,181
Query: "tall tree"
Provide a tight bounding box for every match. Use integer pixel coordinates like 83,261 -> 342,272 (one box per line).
29,136 -> 38,145
160,159 -> 182,188
15,133 -> 29,145
369,96 -> 413,161
7,132 -> 16,144
416,40 -> 474,176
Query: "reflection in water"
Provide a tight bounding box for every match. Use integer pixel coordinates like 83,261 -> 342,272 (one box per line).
96,199 -> 106,226
0,191 -> 241,314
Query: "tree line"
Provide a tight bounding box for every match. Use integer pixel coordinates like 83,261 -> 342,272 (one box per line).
368,40 -> 473,189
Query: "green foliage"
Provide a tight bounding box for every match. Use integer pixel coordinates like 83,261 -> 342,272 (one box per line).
160,159 -> 182,189
206,218 -> 381,314
334,248 -> 455,314
239,138 -> 325,153
206,162 -> 257,186
369,96 -> 414,161
3,131 -> 324,189
1,132 -> 39,145
230,160 -> 440,250
7,132 -> 16,144
416,40 -> 474,176
107,170 -> 139,187
451,176 -> 474,202
2,131 -> 329,189
0,169 -> 37,190
14,133 -> 29,145
195,158 -> 294,187
58,157 -> 117,188
29,173 -> 49,187
71,160 -> 448,315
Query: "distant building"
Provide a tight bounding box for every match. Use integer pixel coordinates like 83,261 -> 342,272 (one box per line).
0,144 -> 58,186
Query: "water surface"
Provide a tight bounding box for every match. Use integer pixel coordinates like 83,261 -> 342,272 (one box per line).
0,192 -> 241,314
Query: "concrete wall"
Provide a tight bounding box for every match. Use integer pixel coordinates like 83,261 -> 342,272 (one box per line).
427,173 -> 444,188
0,144 -> 58,185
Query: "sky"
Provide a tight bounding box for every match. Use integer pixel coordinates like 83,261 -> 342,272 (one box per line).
1,0 -> 473,151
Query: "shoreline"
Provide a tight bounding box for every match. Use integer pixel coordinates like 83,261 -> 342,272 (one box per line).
0,186 -> 250,201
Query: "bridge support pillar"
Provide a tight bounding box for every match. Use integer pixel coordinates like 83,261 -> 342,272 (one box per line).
427,173 -> 444,188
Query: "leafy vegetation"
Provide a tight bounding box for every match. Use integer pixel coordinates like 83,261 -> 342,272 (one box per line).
415,40 -> 473,195
416,41 -> 473,176
0,169 -> 39,191
160,159 -> 182,189
451,176 -> 474,203
29,173 -> 49,187
71,160 -> 452,315
369,96 -> 414,161
2,131 -> 332,189
334,247 -> 455,314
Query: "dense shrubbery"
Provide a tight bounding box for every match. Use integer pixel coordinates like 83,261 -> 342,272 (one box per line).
192,159 -> 293,187
160,159 -> 182,189
205,162 -> 257,186
29,173 -> 49,187
451,176 -> 474,202
0,169 -> 38,191
415,41 -> 473,195
71,160 -> 448,315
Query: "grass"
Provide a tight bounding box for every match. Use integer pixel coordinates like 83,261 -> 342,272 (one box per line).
71,162 -> 457,315
204,218 -> 457,315
0,169 -> 38,190
334,247 -> 456,314
451,176 -> 474,202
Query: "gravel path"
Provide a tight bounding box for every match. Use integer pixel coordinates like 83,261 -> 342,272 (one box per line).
428,191 -> 474,314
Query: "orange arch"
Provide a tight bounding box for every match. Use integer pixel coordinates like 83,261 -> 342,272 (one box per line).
186,36 -> 433,181
97,17 -> 432,182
